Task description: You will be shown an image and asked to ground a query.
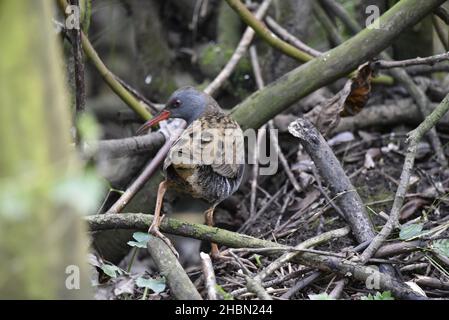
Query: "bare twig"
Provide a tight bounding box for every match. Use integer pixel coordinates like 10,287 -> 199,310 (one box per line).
231,269 -> 311,297
239,184 -> 286,233
253,227 -> 350,284
281,271 -> 322,299
374,51 -> 449,69
328,278 -> 347,299
312,168 -> 345,219
114,75 -> 160,114
360,92 -> 449,263
268,121 -> 301,192
248,45 -> 265,216
107,123 -> 185,213
249,44 -> 301,193
199,252 -> 218,300
204,0 -> 272,96
228,250 -> 272,300
265,16 -> 322,58
224,0 -> 313,63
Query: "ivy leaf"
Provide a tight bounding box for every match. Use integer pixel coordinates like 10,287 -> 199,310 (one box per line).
432,239 -> 449,258
308,293 -> 334,300
100,264 -> 123,278
127,232 -> 151,248
399,223 -> 424,240
136,277 -> 166,294
133,232 -> 151,243
127,241 -> 147,248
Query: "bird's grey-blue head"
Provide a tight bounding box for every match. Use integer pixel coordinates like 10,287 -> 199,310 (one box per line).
137,87 -> 210,134
164,87 -> 208,125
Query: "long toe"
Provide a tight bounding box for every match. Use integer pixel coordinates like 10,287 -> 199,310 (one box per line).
148,227 -> 180,259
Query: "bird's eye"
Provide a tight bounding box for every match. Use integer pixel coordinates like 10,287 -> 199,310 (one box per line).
172,99 -> 182,108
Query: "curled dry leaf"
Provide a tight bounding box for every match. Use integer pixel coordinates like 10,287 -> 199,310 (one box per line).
304,62 -> 373,136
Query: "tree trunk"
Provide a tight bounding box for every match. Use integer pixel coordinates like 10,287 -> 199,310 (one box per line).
0,0 -> 91,299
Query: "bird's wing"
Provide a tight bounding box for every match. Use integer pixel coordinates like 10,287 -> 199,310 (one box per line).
165,116 -> 244,179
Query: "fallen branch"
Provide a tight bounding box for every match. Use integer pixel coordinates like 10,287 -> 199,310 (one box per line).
85,213 -> 425,299
146,235 -> 202,300
288,118 -> 375,244
84,132 -> 165,159
360,92 -> 449,263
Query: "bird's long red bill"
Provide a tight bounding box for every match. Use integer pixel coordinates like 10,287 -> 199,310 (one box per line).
136,110 -> 171,135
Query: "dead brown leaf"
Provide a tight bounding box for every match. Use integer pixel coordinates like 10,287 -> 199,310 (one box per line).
304,62 -> 373,136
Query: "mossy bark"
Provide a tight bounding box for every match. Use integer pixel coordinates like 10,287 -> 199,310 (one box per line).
86,213 -> 424,299
0,1 -> 91,298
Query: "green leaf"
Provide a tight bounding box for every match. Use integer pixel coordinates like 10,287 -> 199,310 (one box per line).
136,277 -> 166,294
215,284 -> 234,300
127,241 -> 147,248
399,223 -> 424,240
127,232 -> 151,248
361,291 -> 394,300
308,293 -> 333,300
432,239 -> 449,258
133,232 -> 151,243
253,254 -> 262,268
100,264 -> 123,278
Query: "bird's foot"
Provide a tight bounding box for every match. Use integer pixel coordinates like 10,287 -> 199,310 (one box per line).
148,217 -> 179,259
210,244 -> 232,262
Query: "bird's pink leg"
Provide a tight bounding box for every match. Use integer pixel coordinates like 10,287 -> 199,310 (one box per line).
205,205 -> 229,260
149,180 -> 179,258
